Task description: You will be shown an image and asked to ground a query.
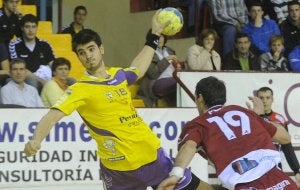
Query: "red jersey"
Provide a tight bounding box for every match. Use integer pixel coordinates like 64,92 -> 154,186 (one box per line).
179,105 -> 281,189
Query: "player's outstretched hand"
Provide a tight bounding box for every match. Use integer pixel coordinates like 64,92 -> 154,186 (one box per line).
151,9 -> 171,36
24,140 -> 41,157
246,96 -> 264,115
157,175 -> 180,190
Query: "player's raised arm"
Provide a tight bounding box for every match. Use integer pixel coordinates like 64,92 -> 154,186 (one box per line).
130,9 -> 168,79
23,109 -> 65,157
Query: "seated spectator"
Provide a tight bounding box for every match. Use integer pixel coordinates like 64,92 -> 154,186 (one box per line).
0,58 -> 44,107
259,35 -> 289,71
137,29 -> 180,107
280,0 -> 300,56
288,45 -> 300,71
243,0 -> 281,53
222,32 -> 260,71
60,5 -> 87,38
0,43 -> 9,86
210,0 -> 249,57
187,28 -> 221,70
9,14 -> 55,92
0,0 -> 22,47
41,57 -> 73,107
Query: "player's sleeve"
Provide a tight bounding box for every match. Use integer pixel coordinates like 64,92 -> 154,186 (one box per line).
178,120 -> 203,150
124,67 -> 139,85
52,85 -> 85,115
257,114 -> 277,137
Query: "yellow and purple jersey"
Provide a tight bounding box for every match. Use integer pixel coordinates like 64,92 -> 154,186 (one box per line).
53,67 -> 160,171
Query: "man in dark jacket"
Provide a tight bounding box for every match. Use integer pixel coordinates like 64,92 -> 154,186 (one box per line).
222,32 -> 260,71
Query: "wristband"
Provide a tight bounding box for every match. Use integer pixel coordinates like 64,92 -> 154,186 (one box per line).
145,34 -> 159,50
259,114 -> 269,120
169,166 -> 184,179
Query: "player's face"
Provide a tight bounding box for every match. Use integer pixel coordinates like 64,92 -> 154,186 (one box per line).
235,37 -> 251,54
4,0 -> 19,14
289,4 -> 300,22
257,90 -> 273,114
22,22 -> 37,41
10,63 -> 26,84
76,41 -> 104,72
74,9 -> 87,25
53,65 -> 70,80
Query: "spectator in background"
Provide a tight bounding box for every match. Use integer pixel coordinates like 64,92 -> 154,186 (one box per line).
9,14 -> 55,92
187,28 -> 221,70
288,45 -> 300,71
0,43 -> 10,86
138,29 -> 180,107
259,35 -> 289,71
243,0 -> 281,53
61,5 -> 87,38
222,32 -> 260,70
257,87 -> 300,187
210,0 -> 249,57
0,0 -> 21,47
280,0 -> 300,56
41,58 -> 72,108
0,58 -> 43,107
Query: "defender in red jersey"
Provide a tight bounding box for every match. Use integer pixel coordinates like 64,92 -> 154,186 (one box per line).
158,76 -> 298,190
257,86 -> 300,187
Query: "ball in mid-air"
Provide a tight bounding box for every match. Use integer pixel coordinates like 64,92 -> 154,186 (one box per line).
157,7 -> 183,36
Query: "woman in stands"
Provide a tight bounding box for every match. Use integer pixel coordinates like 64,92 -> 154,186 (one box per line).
41,57 -> 73,107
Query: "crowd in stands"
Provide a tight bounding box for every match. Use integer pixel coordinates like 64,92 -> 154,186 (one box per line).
140,0 -> 300,107
0,0 -> 85,108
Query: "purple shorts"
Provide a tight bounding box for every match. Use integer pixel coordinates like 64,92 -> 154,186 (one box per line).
100,148 -> 192,190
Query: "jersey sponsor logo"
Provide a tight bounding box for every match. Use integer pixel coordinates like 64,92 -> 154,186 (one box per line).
265,179 -> 291,190
20,54 -> 28,58
232,158 -> 258,174
103,139 -> 116,156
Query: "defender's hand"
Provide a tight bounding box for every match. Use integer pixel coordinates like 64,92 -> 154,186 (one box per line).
246,96 -> 264,115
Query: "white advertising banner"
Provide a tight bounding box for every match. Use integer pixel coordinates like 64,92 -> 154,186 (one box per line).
0,108 -> 207,190
176,71 -> 300,143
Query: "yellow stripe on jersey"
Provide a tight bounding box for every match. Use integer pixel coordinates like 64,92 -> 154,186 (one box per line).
53,67 -> 160,171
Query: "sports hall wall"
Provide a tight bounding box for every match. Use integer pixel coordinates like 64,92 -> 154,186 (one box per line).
61,0 -> 194,68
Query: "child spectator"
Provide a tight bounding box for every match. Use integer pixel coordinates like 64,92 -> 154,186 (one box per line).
259,35 -> 289,71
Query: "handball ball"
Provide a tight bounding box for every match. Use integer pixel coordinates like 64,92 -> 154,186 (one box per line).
157,7 -> 183,36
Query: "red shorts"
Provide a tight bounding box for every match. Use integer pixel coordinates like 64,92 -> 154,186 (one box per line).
235,167 -> 298,190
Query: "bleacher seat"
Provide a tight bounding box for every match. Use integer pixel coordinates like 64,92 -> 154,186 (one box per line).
19,5 -> 37,16
37,33 -> 72,53
37,21 -> 53,35
132,99 -> 145,108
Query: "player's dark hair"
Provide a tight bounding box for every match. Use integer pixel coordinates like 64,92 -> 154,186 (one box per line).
74,5 -> 87,15
72,29 -> 102,52
195,76 -> 226,107
257,87 -> 273,96
288,0 -> 300,10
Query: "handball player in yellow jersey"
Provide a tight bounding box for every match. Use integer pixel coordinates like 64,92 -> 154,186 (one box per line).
23,10 -> 211,190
